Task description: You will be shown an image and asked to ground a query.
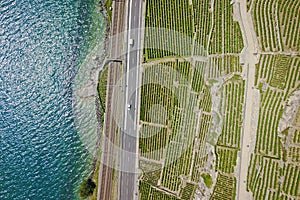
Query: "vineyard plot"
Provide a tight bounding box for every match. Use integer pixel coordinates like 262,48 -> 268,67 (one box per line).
251,0 -> 300,51
247,55 -> 300,199
139,59 -> 215,198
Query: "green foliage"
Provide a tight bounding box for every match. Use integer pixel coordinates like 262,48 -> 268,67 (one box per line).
105,0 -> 113,24
78,178 -> 96,199
97,66 -> 109,112
90,161 -> 100,200
139,181 -> 151,200
201,173 -> 213,188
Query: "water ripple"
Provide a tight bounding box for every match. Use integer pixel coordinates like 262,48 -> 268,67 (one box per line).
0,0 -> 102,199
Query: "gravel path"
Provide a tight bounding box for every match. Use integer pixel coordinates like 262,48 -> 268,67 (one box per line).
234,0 -> 259,199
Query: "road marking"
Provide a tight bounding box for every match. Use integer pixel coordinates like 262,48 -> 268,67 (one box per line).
120,1 -> 142,200
124,0 -> 133,131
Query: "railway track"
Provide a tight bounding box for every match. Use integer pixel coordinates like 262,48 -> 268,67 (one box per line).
97,1 -> 126,200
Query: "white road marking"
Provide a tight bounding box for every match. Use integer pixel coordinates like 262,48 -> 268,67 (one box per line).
124,0 -> 133,131
121,1 -> 143,200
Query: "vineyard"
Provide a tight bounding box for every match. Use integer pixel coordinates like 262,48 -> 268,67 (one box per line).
255,55 -> 299,91
143,0 -> 244,61
215,147 -> 237,174
246,0 -> 300,198
218,75 -> 245,149
139,182 -> 180,200
247,53 -> 300,199
210,174 -> 236,200
138,59 -> 245,199
206,0 -> 243,54
139,60 -> 212,198
251,0 -> 300,51
211,73 -> 245,199
140,0 -> 246,199
144,0 -> 194,59
193,0 -> 243,54
139,0 -> 299,199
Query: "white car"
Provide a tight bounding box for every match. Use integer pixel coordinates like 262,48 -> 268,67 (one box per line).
129,38 -> 134,46
127,104 -> 131,110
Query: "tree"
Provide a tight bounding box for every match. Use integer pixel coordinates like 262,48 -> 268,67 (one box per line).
78,178 -> 96,199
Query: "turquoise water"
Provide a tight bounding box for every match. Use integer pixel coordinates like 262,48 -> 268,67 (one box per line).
0,0 -> 105,199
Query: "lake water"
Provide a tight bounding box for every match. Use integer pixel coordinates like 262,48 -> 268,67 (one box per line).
0,0 -> 105,199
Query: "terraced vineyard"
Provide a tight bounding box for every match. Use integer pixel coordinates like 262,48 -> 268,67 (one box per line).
144,0 -> 193,59
211,73 -> 245,200
140,0 -> 246,199
210,174 -> 236,200
139,62 -> 245,199
138,59 -> 246,197
246,0 -> 300,198
252,0 -> 300,51
144,0 -> 243,60
139,60 -> 212,198
139,0 -> 299,199
248,54 -> 300,199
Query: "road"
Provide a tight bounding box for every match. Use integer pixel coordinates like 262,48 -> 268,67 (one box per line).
235,0 -> 259,199
119,0 -> 143,199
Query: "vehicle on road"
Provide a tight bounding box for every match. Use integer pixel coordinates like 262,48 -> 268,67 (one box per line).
127,104 -> 131,110
129,38 -> 134,46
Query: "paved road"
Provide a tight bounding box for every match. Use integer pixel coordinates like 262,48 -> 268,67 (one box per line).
119,0 -> 143,199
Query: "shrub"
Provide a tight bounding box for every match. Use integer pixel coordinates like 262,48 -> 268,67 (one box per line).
201,173 -> 213,188
78,178 -> 96,199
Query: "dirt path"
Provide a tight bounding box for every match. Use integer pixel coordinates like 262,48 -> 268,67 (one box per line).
234,0 -> 259,199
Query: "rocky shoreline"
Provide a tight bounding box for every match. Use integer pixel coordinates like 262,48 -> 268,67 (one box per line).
88,0 -> 111,180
